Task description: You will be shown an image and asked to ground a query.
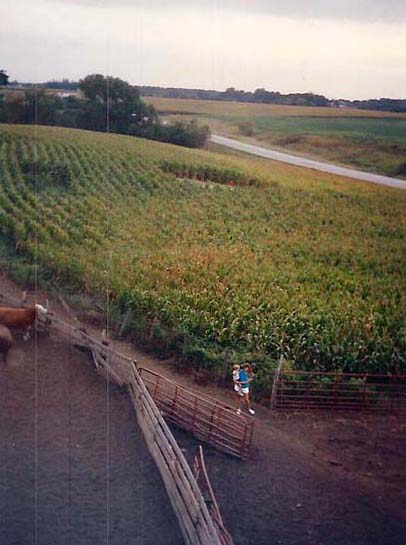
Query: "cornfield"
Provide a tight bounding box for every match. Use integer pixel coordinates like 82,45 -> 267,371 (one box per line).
0,124 -> 405,394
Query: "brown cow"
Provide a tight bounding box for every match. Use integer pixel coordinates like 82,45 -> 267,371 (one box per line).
0,305 -> 37,329
0,324 -> 13,365
0,288 -> 49,330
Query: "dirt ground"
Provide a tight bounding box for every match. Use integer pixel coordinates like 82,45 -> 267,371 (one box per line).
0,282 -> 183,544
0,272 -> 405,545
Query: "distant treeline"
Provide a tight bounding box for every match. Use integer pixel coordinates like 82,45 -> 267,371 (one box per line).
6,79 -> 406,113
347,98 -> 406,113
140,86 -> 406,113
0,75 -> 210,148
142,86 -> 330,107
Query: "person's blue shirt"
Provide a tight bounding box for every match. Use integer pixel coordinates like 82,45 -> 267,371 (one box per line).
239,369 -> 249,389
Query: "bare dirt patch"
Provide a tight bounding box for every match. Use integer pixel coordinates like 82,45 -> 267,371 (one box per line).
172,407 -> 406,545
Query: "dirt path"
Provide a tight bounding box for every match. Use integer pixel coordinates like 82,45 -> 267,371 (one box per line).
1,273 -> 405,545
0,290 -> 182,544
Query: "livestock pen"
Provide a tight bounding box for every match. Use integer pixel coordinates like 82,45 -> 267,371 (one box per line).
37,310 -> 234,545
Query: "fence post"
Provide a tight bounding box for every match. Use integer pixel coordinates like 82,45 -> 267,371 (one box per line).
117,308 -> 132,338
270,354 -> 284,413
220,349 -> 230,386
333,373 -> 341,408
390,375 -> 395,413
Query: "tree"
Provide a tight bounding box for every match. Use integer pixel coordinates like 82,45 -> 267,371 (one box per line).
78,74 -> 159,134
0,72 -> 210,148
2,91 -> 26,123
0,70 -> 9,87
1,88 -> 64,125
156,120 -> 210,148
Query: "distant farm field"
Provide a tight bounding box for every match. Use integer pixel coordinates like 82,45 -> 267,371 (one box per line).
237,116 -> 406,141
0,125 -> 405,393
145,97 -> 406,178
143,97 -> 406,119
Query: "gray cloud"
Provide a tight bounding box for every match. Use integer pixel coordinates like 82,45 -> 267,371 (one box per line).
50,0 -> 406,23
4,0 -> 405,98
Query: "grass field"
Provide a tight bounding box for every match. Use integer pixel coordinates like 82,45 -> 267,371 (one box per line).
143,97 -> 406,119
0,124 -> 405,395
144,97 -> 406,178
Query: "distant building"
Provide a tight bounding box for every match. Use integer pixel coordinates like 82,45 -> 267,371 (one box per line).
330,100 -> 350,109
54,90 -> 80,98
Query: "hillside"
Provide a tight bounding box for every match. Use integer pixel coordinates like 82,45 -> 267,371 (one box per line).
0,124 -> 405,394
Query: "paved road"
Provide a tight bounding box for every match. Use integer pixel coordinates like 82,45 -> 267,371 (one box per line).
211,134 -> 406,190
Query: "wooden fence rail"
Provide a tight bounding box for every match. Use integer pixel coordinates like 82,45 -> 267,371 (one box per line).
37,312 -> 229,545
194,446 -> 235,545
128,365 -> 222,545
139,367 -> 254,459
271,370 -> 406,413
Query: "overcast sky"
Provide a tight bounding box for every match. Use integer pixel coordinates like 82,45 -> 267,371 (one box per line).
1,0 -> 405,99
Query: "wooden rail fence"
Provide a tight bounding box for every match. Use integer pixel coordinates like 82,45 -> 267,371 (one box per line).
139,367 -> 254,459
194,446 -> 234,545
271,368 -> 406,413
37,312 -> 232,545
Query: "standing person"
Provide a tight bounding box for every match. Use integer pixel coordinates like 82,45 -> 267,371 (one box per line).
239,363 -> 255,415
232,364 -> 243,413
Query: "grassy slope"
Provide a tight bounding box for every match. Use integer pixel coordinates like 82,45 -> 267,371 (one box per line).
0,124 -> 405,392
144,97 -> 406,177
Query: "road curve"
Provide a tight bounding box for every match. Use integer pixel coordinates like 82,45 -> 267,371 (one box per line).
211,134 -> 406,190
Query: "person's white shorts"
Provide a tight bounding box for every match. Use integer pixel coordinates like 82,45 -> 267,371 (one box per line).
240,387 -> 249,395
234,384 -> 244,396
